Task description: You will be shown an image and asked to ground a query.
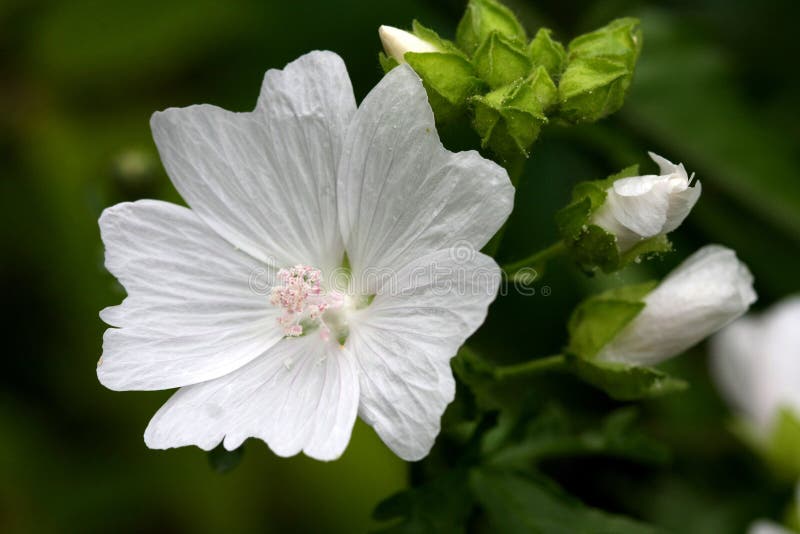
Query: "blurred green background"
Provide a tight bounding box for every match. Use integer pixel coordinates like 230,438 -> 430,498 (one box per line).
2,0 -> 799,532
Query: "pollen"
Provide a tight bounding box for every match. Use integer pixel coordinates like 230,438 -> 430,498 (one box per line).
270,265 -> 344,340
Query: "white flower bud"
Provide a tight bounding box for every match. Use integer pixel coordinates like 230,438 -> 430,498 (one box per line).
379,25 -> 440,64
710,296 -> 800,436
597,245 -> 756,366
591,152 -> 701,252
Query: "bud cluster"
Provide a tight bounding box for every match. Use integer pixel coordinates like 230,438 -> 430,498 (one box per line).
379,0 -> 642,163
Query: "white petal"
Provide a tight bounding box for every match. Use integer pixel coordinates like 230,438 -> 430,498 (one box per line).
709,317 -> 766,425
647,151 -> 682,176
598,245 -> 756,366
605,176 -> 671,237
150,51 -> 355,273
348,249 -> 502,460
144,335 -> 360,461
379,25 -> 439,63
748,521 -> 794,534
337,65 -> 513,290
662,181 -> 701,233
98,200 -> 282,391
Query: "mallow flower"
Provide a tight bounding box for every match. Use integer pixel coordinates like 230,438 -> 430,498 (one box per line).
97,51 -> 513,461
591,152 -> 701,252
597,245 -> 756,366
710,296 -> 800,436
379,25 -> 440,64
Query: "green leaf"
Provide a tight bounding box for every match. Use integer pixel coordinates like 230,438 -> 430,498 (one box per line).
470,469 -> 663,534
485,405 -> 670,469
568,356 -> 688,401
207,443 -> 244,474
528,28 -> 567,78
405,52 -> 484,124
472,32 -> 532,89
372,470 -> 472,534
455,0 -> 526,56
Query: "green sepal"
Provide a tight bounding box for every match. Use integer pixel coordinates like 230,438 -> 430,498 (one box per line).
568,17 -> 642,68
207,443 -> 245,473
378,52 -> 399,73
472,31 -> 532,89
456,0 -> 526,56
528,28 -> 567,78
567,355 -> 689,401
566,280 -> 655,359
470,66 -> 557,159
411,19 -> 462,55
405,51 -> 485,124
735,408 -> 800,481
557,18 -> 642,123
766,408 -> 800,481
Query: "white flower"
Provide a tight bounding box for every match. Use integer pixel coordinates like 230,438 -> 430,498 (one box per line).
379,25 -> 440,64
591,152 -> 701,252
748,520 -> 796,534
710,296 -> 800,436
597,245 -> 756,366
97,51 -> 513,461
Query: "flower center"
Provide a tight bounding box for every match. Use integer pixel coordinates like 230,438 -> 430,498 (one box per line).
270,265 -> 345,342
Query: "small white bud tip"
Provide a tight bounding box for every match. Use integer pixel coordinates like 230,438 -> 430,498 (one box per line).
379,25 -> 439,64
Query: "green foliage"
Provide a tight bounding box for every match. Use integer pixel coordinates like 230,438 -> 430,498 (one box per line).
207,444 -> 245,474
569,357 -> 689,401
470,469 -> 662,533
484,406 -> 670,469
372,470 -> 473,534
455,0 -> 527,56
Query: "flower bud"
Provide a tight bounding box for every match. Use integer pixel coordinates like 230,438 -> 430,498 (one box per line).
379,25 -> 440,64
596,245 -> 756,366
455,0 -> 526,56
710,297 -> 800,437
591,152 -> 701,253
558,18 -> 642,123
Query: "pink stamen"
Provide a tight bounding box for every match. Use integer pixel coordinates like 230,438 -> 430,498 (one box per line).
270,265 -> 343,339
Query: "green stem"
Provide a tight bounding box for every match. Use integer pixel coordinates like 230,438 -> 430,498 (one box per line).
493,354 -> 566,380
502,240 -> 567,276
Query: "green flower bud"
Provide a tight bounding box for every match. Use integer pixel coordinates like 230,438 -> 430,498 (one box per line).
528,28 -> 566,78
470,66 -> 557,159
472,32 -> 532,89
558,18 -> 642,123
456,0 -> 526,57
